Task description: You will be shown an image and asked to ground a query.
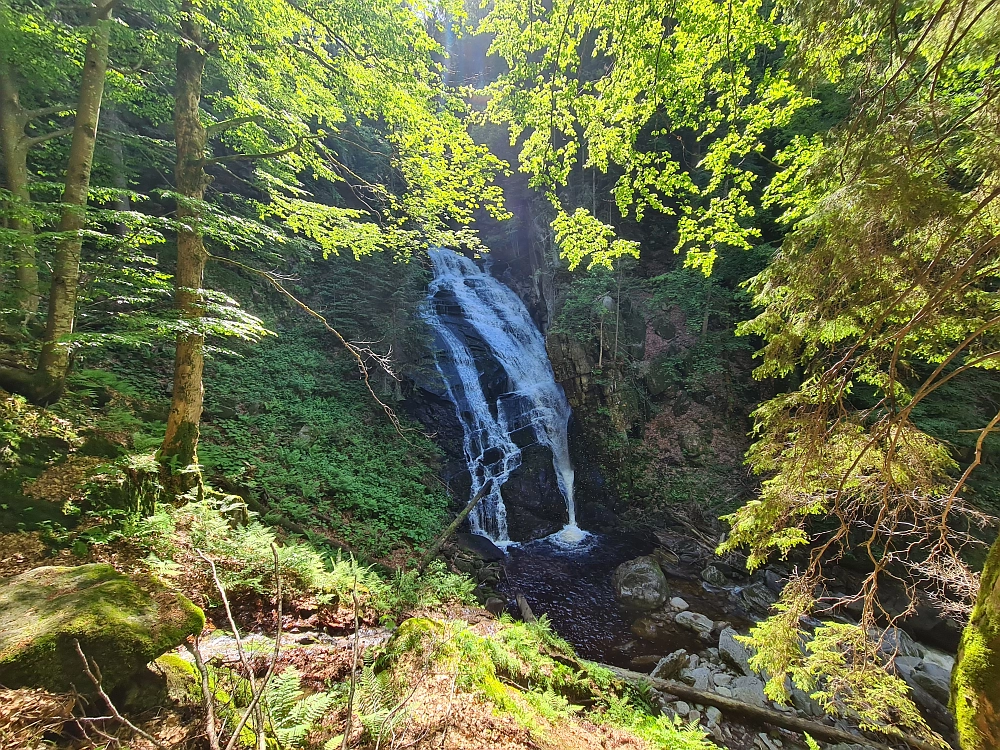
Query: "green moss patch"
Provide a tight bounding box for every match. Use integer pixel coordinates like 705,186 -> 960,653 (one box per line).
0,563 -> 204,693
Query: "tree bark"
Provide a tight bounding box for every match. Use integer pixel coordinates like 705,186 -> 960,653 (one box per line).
952,532 -> 1000,750
0,63 -> 40,316
158,3 -> 210,493
35,4 -> 114,401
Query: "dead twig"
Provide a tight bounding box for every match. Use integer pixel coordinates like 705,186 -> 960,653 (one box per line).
72,639 -> 168,750
341,571 -> 362,750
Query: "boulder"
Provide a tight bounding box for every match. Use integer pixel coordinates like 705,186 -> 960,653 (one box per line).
675,610 -> 714,640
739,582 -> 778,615
613,556 -> 669,611
0,564 -> 204,694
701,563 -> 731,588
669,597 -> 690,611
909,661 -> 951,705
870,626 -> 922,659
651,649 -> 689,680
718,627 -> 754,675
680,666 -> 712,691
730,675 -> 767,708
790,687 -> 824,717
454,533 -> 506,562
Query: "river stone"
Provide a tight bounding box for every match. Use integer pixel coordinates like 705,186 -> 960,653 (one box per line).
701,563 -> 731,588
669,596 -> 690,611
681,666 -> 712,691
739,582 -> 778,615
675,610 -> 714,640
713,672 -> 733,687
631,617 -> 668,640
730,675 -> 767,708
0,564 -> 204,694
718,627 -> 754,675
870,626 -> 922,659
613,556 -> 669,611
715,686 -> 732,698
705,706 -> 722,725
790,687 -> 824,717
652,649 -> 688,680
454,533 -> 505,562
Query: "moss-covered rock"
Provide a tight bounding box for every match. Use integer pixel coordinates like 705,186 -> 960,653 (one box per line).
0,563 -> 204,694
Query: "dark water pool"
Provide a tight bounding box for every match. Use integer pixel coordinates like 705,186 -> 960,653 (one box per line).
498,531 -> 734,668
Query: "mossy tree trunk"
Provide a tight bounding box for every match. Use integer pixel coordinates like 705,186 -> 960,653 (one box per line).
952,531 -> 1000,750
0,64 -> 40,317
158,3 -> 210,494
34,3 -> 114,403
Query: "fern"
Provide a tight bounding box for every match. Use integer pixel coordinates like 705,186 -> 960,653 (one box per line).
356,665 -> 407,744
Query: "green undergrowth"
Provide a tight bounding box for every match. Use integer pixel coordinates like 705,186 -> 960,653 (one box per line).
129,495 -> 475,618
1,322 -> 451,559
175,327 -> 447,559
373,615 -> 717,749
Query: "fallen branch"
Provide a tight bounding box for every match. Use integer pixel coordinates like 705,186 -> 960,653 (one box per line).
72,639 -> 168,750
599,664 -> 945,750
418,481 -> 494,573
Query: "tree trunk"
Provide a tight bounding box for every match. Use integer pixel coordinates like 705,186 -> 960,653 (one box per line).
35,5 -> 113,402
158,4 -> 210,493
0,64 -> 40,316
952,531 -> 1000,750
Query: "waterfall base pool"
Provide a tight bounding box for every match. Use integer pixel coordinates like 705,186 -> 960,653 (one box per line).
498,531 -> 737,668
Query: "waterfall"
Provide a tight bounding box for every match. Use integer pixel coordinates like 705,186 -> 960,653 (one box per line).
422,248 -> 586,546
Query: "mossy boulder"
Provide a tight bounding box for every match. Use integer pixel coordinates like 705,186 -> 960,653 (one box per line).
0,563 -> 204,694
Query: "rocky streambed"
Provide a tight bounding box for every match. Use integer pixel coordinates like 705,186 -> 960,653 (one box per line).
447,525 -> 962,747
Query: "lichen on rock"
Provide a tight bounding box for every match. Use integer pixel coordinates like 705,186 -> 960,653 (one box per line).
0,563 -> 204,694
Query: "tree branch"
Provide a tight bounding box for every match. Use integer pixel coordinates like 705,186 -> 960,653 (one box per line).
206,134 -> 320,165
206,253 -> 411,440
23,127 -> 74,149
206,115 -> 265,137
600,664 -> 944,750
25,105 -> 74,121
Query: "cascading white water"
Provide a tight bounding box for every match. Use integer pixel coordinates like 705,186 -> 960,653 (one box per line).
422,248 -> 587,546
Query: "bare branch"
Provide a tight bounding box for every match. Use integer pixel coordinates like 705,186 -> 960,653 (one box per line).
187,636 -> 221,750
72,639 -> 168,750
206,253 -> 414,441
25,105 -> 74,121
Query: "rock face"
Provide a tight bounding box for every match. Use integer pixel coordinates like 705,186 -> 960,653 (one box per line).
0,564 -> 204,693
612,556 -> 669,611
